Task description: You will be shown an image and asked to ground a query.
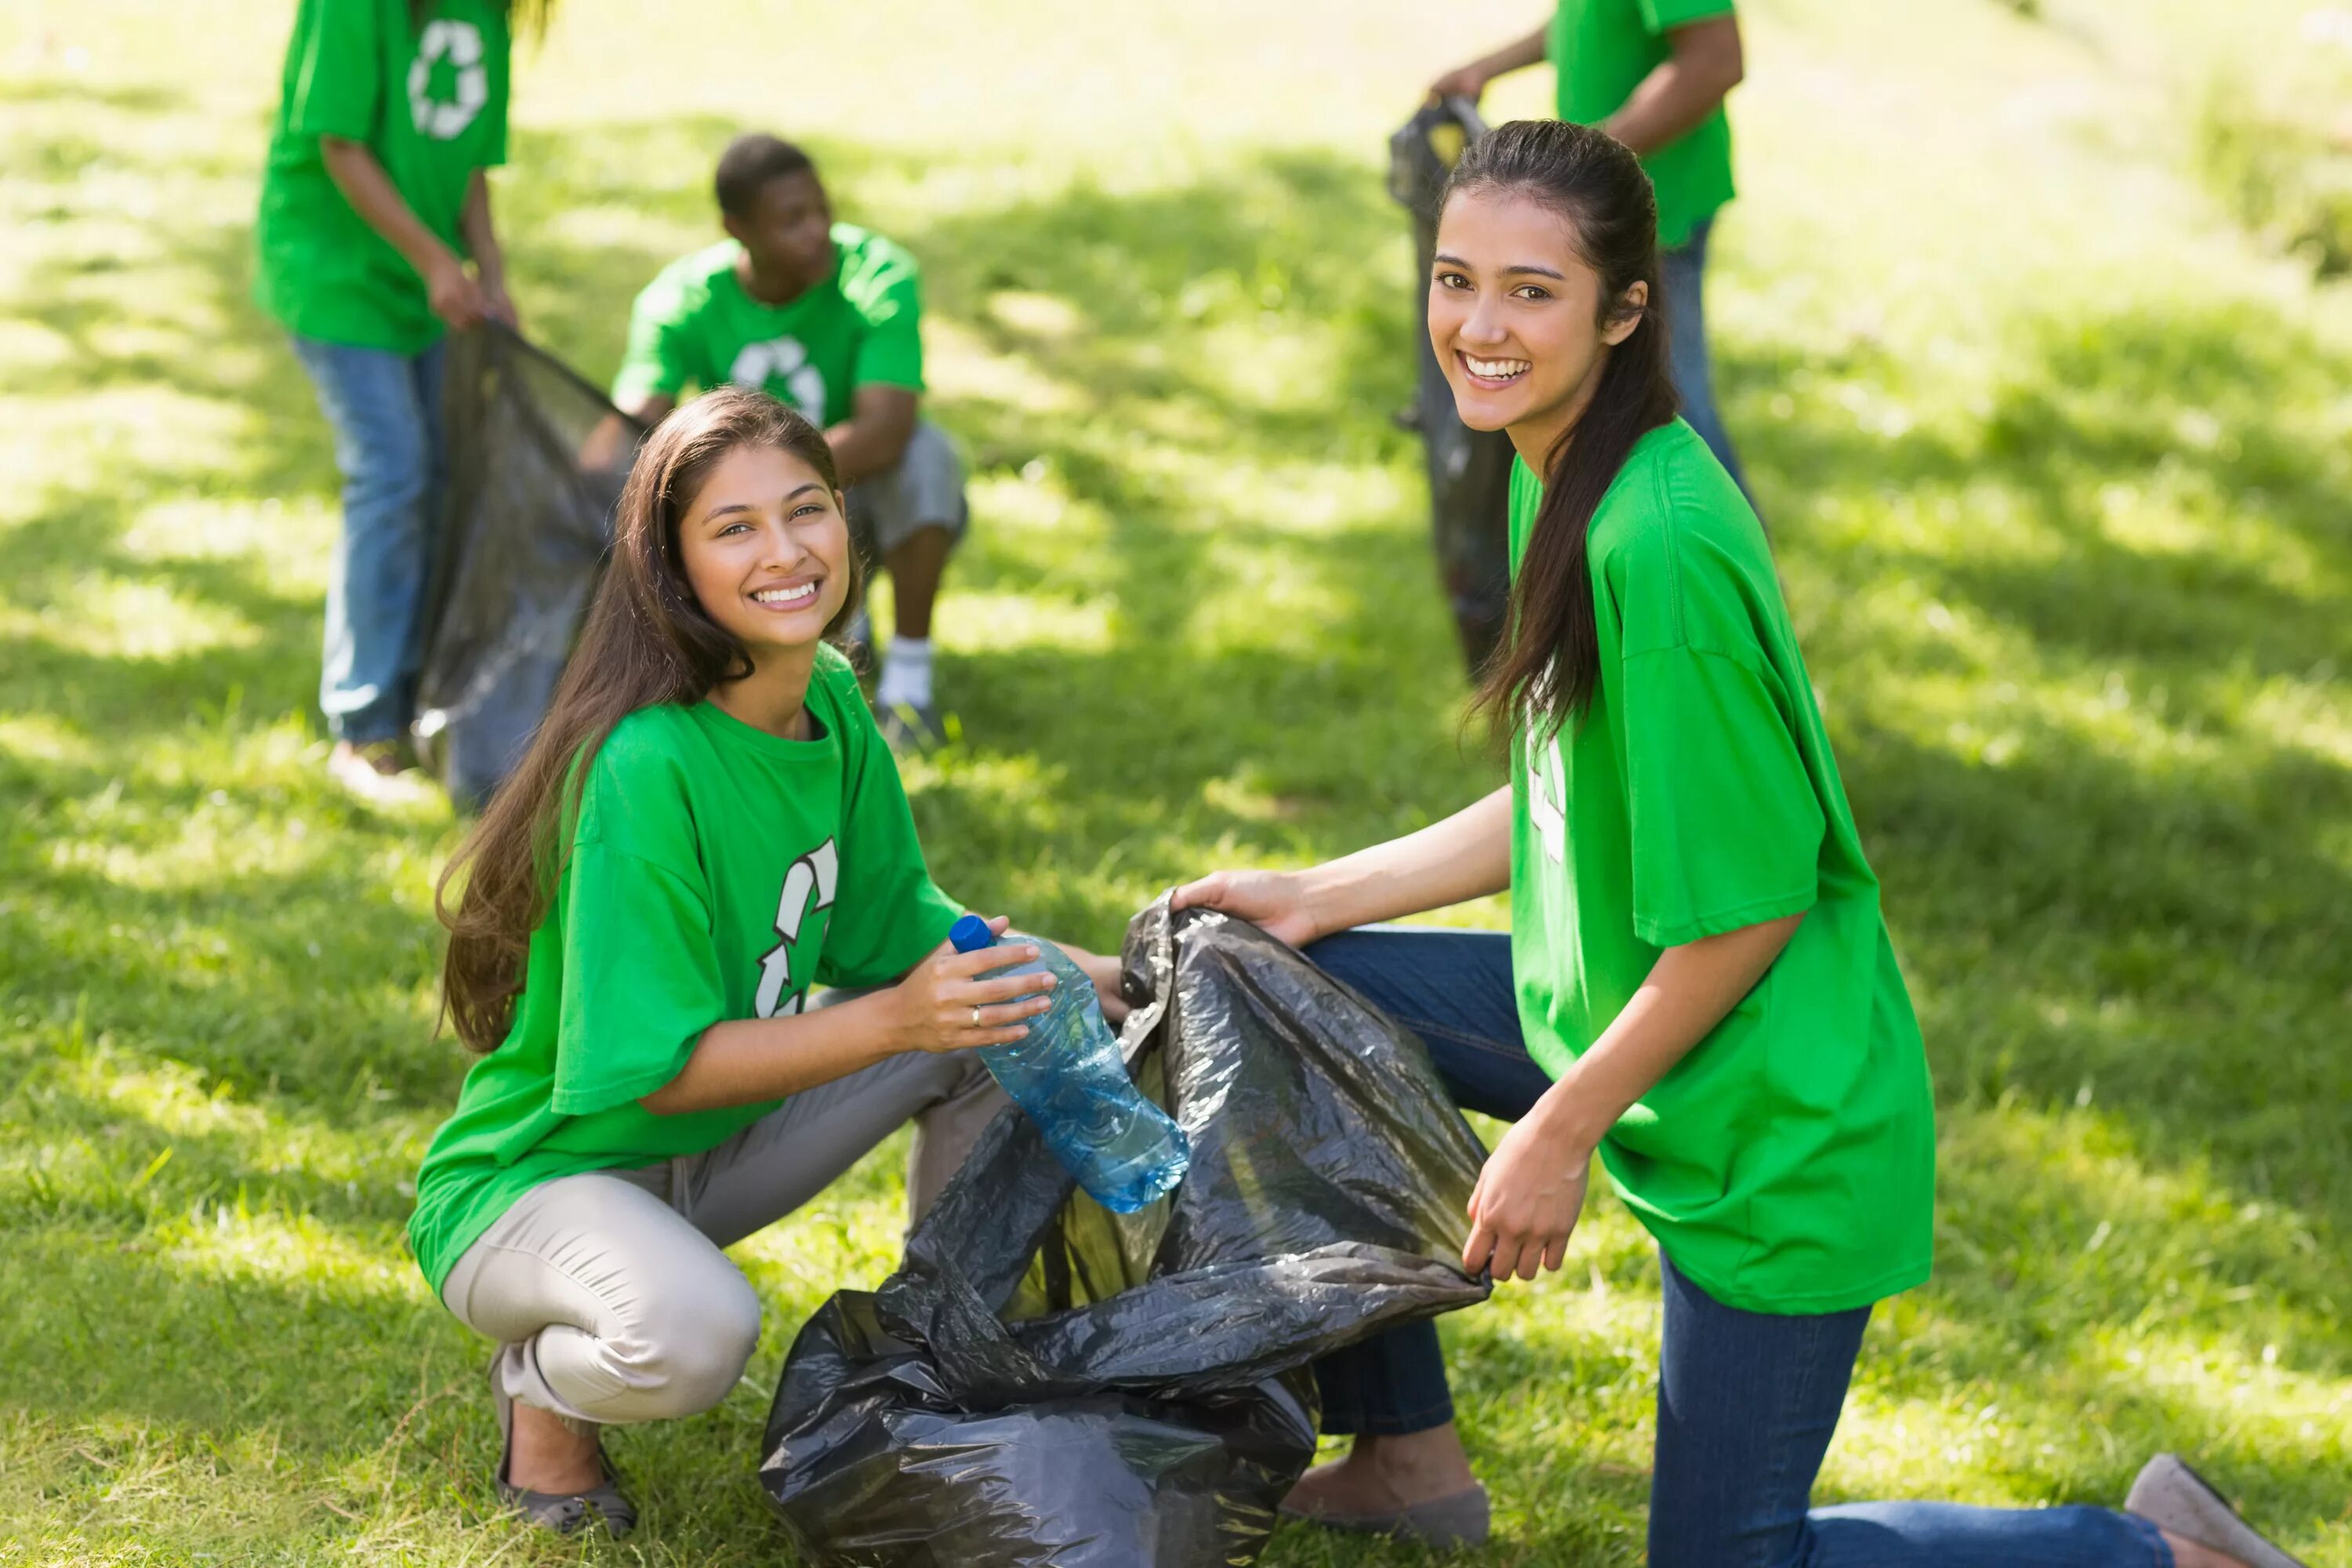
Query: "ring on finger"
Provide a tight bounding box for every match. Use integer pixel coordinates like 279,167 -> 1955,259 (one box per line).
971,1004 -> 982,1028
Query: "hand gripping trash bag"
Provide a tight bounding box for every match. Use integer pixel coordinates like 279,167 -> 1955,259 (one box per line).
1389,96 -> 1516,671
759,898 -> 1493,1567
411,324 -> 644,807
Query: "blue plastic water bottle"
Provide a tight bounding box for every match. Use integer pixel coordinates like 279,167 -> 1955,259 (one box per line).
949,914 -> 1189,1213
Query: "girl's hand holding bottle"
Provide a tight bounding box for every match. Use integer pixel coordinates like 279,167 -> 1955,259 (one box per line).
888,915 -> 1055,1054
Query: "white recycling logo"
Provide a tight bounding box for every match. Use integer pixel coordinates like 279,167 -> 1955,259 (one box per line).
753,837 -> 839,1019
730,336 -> 827,423
408,20 -> 488,141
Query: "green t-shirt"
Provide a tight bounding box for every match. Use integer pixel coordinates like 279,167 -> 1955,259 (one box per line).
611,228 -> 925,427
1506,421 -> 1933,1314
1551,0 -> 1735,250
407,649 -> 961,1292
255,0 -> 512,354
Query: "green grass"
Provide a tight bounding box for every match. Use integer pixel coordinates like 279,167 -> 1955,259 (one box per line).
3,0 -> 2349,1563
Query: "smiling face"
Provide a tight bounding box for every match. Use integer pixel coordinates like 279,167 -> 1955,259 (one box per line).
1428,186 -> 1646,456
676,443 -> 852,660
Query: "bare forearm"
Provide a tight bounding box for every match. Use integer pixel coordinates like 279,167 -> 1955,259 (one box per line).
459,169 -> 503,286
321,136 -> 457,282
1475,24 -> 1551,82
1432,22 -> 1550,100
1532,910 -> 1803,1151
641,992 -> 909,1115
825,412 -> 913,487
1299,785 -> 1513,935
1600,18 -> 1743,157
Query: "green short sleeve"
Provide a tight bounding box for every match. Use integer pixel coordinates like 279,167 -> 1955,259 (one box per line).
481,104 -> 508,169
811,662 -> 960,986
848,263 -> 924,393
284,0 -> 382,141
549,844 -> 726,1115
612,272 -> 697,405
1620,644 -> 1823,946
1638,0 -> 1737,33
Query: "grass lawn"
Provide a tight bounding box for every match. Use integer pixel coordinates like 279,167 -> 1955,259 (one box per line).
3,0 -> 2348,1563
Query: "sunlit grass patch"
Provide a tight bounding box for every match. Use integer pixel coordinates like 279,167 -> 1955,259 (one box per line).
1,572 -> 261,661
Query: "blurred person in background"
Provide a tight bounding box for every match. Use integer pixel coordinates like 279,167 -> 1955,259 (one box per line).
1431,0 -> 1751,496
255,0 -> 528,800
608,134 -> 967,752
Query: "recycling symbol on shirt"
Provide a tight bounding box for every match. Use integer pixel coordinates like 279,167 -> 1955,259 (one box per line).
730,336 -> 828,425
408,20 -> 488,141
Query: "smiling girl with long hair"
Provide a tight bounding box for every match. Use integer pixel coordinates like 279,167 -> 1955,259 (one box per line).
409,387 -> 1122,1537
1178,118 -> 2300,1568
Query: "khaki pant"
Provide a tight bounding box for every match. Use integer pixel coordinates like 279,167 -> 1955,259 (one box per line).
845,418 -> 967,557
437,1047 -> 1004,1428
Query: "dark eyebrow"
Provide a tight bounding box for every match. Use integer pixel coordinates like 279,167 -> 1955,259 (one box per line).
702,482 -> 826,521
1431,252 -> 1567,281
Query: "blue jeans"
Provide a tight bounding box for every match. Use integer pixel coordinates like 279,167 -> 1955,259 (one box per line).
289,335 -> 447,744
1302,927 -> 2170,1568
1661,216 -> 1751,501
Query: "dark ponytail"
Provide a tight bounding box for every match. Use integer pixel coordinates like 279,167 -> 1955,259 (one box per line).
1455,120 -> 1679,741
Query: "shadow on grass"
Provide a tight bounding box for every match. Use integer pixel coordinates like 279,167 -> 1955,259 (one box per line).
1722,305 -> 2352,1227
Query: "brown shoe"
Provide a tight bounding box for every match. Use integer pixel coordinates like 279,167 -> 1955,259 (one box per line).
2126,1454 -> 2307,1568
1279,1465 -> 1491,1550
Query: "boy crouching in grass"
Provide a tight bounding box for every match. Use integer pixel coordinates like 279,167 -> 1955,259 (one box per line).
608,133 -> 967,750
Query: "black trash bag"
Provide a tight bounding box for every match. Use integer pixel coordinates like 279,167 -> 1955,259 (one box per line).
760,897 -> 1494,1567
1389,96 -> 1515,672
411,324 -> 644,808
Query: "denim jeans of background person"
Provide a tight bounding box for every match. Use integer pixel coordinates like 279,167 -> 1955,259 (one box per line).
288,336 -> 447,754
1302,924 -> 2183,1568
1660,216 -> 1750,499
254,0 -> 515,795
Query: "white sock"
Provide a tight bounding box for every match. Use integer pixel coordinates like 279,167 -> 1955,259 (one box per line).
876,637 -> 934,710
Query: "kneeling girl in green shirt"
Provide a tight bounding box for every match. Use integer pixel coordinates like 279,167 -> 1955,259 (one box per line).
1175,121 -> 2278,1568
411,387 -> 1123,1537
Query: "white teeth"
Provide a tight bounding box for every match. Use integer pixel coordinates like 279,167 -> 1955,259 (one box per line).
752,583 -> 818,605
1466,356 -> 1530,379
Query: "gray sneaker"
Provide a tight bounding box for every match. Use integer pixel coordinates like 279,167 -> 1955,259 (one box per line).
2126,1454 -> 2307,1568
489,1374 -> 636,1538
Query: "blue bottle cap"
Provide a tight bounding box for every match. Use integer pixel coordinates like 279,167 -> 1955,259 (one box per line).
949,913 -> 996,953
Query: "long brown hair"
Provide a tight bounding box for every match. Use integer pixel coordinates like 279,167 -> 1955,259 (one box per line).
1455,120 -> 1680,740
436,387 -> 862,1052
